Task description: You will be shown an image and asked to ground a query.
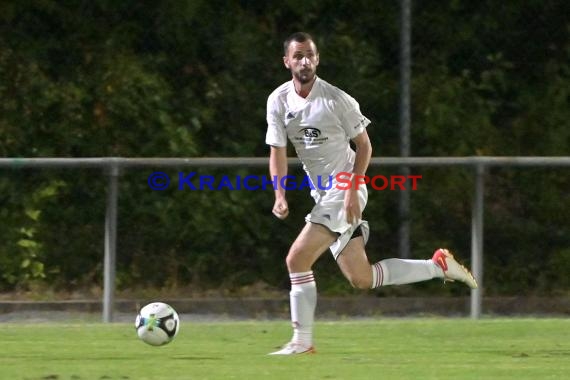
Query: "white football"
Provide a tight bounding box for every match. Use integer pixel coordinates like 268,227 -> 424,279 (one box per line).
135,302 -> 180,346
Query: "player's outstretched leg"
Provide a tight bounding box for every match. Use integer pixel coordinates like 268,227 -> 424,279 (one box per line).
369,248 -> 477,289
432,248 -> 478,288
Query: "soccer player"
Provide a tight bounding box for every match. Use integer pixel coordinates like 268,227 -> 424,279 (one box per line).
265,32 -> 477,355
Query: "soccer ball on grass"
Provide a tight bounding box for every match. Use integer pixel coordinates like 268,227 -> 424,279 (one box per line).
135,302 -> 180,346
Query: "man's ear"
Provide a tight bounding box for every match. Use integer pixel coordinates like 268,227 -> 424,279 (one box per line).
283,56 -> 290,69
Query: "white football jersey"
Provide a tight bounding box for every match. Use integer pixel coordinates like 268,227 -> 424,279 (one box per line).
266,77 -> 371,188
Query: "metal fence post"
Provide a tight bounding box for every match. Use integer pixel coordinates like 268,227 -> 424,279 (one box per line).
103,162 -> 119,323
470,164 -> 485,319
399,0 -> 412,258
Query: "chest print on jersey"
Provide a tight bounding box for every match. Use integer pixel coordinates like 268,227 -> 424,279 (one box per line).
293,126 -> 329,146
284,104 -> 330,147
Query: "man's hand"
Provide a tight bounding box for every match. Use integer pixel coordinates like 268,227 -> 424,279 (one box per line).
272,197 -> 289,219
343,187 -> 361,224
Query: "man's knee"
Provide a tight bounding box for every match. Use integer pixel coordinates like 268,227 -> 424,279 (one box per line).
286,246 -> 310,272
285,252 -> 297,270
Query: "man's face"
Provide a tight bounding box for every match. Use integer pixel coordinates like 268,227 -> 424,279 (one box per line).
283,40 -> 319,84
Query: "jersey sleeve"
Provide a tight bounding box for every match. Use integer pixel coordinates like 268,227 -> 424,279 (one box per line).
265,93 -> 288,147
336,91 -> 371,139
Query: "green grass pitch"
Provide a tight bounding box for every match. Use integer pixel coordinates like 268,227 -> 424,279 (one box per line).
1,318 -> 568,380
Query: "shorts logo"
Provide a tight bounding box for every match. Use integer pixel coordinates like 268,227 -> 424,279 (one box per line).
300,127 -> 321,138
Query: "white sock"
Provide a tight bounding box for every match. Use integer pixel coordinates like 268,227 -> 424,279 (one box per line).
289,271 -> 316,346
371,259 -> 444,288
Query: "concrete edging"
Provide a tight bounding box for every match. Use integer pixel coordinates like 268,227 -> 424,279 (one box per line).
1,296 -> 568,318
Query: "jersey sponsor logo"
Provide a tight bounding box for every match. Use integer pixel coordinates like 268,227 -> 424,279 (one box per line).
293,127 -> 328,146
299,127 -> 321,138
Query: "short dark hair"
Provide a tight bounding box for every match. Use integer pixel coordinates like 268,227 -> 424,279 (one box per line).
283,32 -> 316,55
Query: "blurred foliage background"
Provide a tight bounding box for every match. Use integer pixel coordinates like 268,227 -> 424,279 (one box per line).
0,0 -> 568,298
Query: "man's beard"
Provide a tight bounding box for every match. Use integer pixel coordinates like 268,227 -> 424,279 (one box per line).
294,70 -> 315,84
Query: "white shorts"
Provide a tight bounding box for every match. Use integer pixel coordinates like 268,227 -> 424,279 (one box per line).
305,185 -> 370,260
